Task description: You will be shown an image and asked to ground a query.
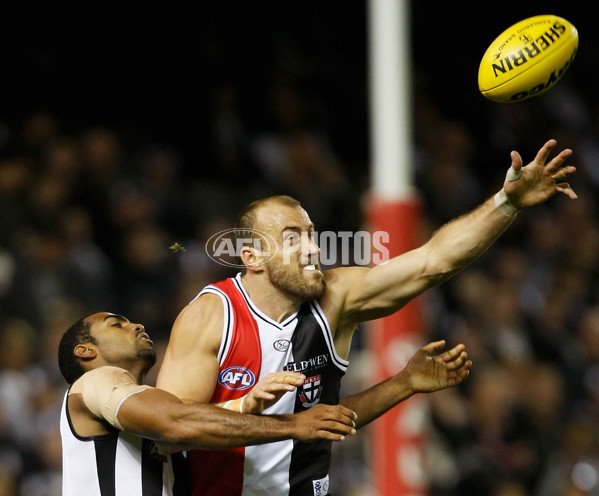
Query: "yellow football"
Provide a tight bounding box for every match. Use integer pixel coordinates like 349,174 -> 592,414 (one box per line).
478,14 -> 578,102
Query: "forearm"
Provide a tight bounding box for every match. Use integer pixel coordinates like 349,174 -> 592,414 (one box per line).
153,410 -> 289,455
163,405 -> 295,449
340,196 -> 516,324
425,196 -> 515,278
339,370 -> 414,429
118,389 -> 294,449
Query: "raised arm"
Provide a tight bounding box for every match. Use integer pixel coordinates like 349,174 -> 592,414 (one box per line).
328,139 -> 577,330
339,340 -> 471,429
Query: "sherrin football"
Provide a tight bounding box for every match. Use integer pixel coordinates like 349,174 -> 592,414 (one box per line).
478,15 -> 578,102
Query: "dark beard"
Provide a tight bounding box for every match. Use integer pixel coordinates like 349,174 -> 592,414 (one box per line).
267,259 -> 325,302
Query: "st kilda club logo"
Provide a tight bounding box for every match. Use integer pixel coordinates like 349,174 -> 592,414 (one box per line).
299,375 -> 322,407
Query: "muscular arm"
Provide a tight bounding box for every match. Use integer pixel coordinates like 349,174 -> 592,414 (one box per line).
70,366 -> 357,449
118,387 -> 357,449
325,139 -> 577,332
335,196 -> 512,323
156,293 -> 223,403
339,341 -> 471,429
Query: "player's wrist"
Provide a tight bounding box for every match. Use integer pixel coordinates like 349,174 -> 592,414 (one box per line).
222,397 -> 246,413
277,414 -> 298,439
494,188 -> 519,218
393,368 -> 417,396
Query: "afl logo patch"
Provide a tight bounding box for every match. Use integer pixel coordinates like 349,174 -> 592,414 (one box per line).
218,366 -> 256,390
273,339 -> 290,352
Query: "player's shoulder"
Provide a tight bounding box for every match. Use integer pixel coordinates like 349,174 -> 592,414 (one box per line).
180,290 -> 226,319
71,366 -> 135,394
171,290 -> 226,344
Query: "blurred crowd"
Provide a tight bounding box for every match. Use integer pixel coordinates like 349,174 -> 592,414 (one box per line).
2,7 -> 599,496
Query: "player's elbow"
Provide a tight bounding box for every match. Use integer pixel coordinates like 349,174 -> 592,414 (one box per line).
143,414 -> 182,444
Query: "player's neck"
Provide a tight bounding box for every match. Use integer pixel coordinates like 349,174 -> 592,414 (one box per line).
105,359 -> 148,384
240,274 -> 302,323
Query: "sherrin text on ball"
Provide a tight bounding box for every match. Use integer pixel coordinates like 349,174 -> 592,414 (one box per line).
478,15 -> 578,102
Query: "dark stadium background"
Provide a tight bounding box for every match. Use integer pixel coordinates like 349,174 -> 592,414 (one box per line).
0,3 -> 597,495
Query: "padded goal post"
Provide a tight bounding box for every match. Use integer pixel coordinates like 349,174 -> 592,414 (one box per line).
367,0 -> 428,494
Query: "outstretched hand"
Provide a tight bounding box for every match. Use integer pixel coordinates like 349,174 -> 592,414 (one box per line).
241,371 -> 306,414
405,340 -> 472,393
505,139 -> 577,209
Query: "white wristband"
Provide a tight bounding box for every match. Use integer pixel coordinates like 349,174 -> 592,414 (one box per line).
240,396 -> 246,414
494,188 -> 518,218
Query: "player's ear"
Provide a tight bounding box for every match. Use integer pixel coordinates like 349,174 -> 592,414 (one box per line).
240,245 -> 265,273
74,344 -> 97,360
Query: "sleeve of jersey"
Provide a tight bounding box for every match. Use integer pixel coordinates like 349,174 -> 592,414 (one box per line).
73,366 -> 152,430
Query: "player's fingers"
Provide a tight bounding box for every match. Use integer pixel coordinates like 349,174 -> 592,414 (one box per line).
438,345 -> 466,366
262,371 -> 306,386
315,430 -> 347,442
250,390 -> 277,400
532,139 -> 557,165
445,351 -> 469,370
318,405 -> 358,427
336,405 -> 358,421
457,360 -> 473,379
440,343 -> 465,360
551,165 -> 576,182
555,182 -> 578,199
259,382 -> 297,394
279,372 -> 305,385
545,148 -> 573,173
320,420 -> 357,437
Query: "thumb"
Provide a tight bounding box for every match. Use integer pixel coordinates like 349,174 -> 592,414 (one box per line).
421,340 -> 446,354
506,150 -> 523,181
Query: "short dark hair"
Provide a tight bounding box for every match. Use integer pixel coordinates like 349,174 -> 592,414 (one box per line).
57,313 -> 98,384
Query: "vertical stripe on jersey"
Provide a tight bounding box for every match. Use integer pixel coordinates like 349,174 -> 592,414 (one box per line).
141,438 -> 164,496
199,286 -> 233,364
187,278 -> 263,496
287,302 -> 347,496
94,435 -> 118,495
171,452 -> 190,496
61,391 -> 175,496
114,431 -> 144,494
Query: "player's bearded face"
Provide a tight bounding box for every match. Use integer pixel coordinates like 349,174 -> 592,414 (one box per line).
266,249 -> 325,301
